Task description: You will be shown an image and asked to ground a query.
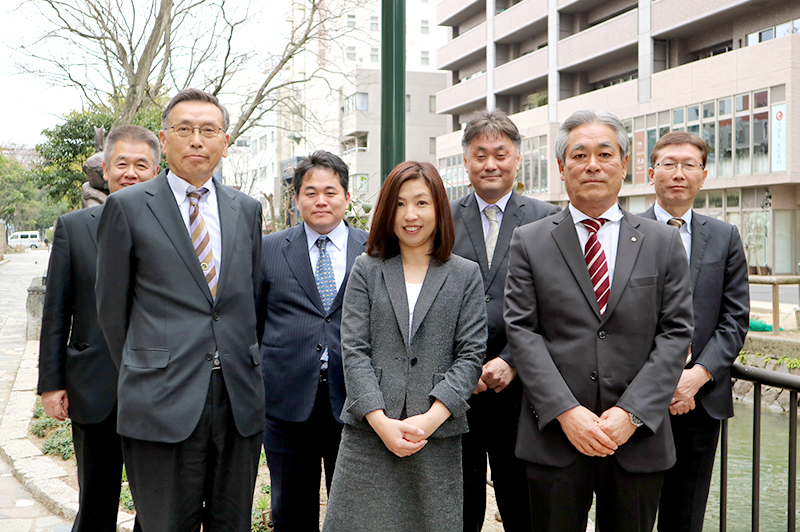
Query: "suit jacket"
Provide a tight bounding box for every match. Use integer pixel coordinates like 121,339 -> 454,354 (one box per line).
38,206 -> 117,425
257,222 -> 368,423
450,191 -> 559,365
640,206 -> 749,419
339,254 -> 486,438
95,171 -> 264,443
504,208 -> 694,473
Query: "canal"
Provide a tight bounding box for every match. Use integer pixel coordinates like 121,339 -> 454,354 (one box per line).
704,402 -> 798,531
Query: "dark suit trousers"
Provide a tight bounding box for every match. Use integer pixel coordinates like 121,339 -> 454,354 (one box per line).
121,371 -> 262,532
526,454 -> 663,532
71,406 -> 126,532
462,378 -> 531,532
263,379 -> 343,532
658,404 -> 721,532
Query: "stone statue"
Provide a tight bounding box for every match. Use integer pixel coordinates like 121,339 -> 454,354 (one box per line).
81,127 -> 109,208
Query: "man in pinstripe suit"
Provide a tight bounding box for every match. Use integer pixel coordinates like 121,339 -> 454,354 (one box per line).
38,125 -> 159,532
258,151 -> 368,531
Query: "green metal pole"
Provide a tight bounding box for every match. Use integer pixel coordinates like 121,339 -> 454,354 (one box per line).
380,0 -> 405,183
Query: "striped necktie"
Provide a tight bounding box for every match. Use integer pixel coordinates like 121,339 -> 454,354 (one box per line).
581,218 -> 609,315
187,188 -> 218,299
667,217 -> 685,229
484,205 -> 500,269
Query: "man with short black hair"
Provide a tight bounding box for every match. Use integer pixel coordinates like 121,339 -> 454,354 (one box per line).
39,124 -> 159,532
258,150 -> 368,531
452,108 -> 559,531
641,131 -> 749,532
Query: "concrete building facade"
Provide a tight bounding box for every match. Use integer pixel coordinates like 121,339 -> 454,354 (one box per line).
435,0 -> 800,274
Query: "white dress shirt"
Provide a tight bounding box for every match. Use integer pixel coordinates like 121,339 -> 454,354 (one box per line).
167,170 -> 223,277
305,220 -> 349,292
475,190 -> 513,238
569,203 -> 624,288
653,202 -> 693,263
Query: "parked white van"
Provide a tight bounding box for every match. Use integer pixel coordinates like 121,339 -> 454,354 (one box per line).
8,231 -> 43,249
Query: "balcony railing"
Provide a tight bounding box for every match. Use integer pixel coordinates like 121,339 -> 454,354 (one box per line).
722,363 -> 800,531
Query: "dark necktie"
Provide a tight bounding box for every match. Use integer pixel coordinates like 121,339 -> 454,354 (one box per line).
581,218 -> 610,315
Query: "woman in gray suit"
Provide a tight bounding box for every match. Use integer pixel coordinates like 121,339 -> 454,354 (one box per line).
323,161 -> 486,531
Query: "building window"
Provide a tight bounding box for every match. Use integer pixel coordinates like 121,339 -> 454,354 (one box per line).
370,16 -> 379,31
370,47 -> 379,63
405,94 -> 411,112
350,173 -> 369,193
421,20 -> 429,34
343,133 -> 369,155
439,155 -> 469,199
347,14 -> 355,28
347,46 -> 356,61
344,92 -> 369,114
520,135 -> 549,194
430,137 -> 436,155
429,95 -> 436,113
420,50 -> 429,66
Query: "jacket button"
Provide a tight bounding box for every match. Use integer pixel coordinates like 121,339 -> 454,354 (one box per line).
590,371 -> 598,381
205,353 -> 213,361
213,312 -> 220,321
598,330 -> 606,339
410,357 -> 418,366
316,344 -> 322,352
326,317 -> 332,323
484,295 -> 491,303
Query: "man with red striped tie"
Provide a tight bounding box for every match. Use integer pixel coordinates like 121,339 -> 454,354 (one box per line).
503,109 -> 694,532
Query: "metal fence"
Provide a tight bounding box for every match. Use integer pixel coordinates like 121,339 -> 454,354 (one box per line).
721,363 -> 800,531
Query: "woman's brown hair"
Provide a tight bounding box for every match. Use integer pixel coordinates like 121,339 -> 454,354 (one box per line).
366,161 -> 455,265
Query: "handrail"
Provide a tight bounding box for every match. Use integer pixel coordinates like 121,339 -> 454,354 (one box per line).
722,362 -> 800,531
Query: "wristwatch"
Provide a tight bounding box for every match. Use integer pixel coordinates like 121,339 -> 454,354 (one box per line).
629,412 -> 643,428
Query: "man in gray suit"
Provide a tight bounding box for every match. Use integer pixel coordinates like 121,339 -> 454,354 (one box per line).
39,125 -> 158,532
258,150 -> 368,531
640,131 -> 749,532
450,109 -> 559,531
96,89 -> 264,532
504,109 -> 694,532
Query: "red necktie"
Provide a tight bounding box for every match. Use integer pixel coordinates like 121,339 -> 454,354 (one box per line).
581,218 -> 609,315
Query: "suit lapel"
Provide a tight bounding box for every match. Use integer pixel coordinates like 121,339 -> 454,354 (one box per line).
603,211 -> 643,323
328,226 -> 367,315
215,179 -> 240,301
86,207 -> 102,248
382,256 -> 410,347
145,173 -> 214,304
410,260 -> 450,341
283,223 -> 326,314
690,214 -> 710,290
551,210 -> 601,319
487,193 -> 522,284
460,194 -> 490,277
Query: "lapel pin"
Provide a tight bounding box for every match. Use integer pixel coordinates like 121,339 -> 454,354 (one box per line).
631,237 -> 637,242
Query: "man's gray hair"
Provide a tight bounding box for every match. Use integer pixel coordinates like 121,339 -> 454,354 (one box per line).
161,88 -> 230,131
554,109 -> 629,163
461,108 -> 522,154
103,125 -> 161,169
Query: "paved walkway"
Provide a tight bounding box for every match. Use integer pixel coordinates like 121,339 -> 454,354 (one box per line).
0,249 -> 72,531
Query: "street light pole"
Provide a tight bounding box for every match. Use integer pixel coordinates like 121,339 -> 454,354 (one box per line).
380,0 -> 405,183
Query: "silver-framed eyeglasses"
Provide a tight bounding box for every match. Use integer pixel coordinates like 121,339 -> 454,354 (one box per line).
653,160 -> 704,173
167,125 -> 224,138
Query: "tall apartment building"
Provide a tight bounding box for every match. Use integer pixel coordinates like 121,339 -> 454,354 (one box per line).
435,0 -> 800,274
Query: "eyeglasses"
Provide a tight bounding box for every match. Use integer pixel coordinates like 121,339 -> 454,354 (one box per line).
653,160 -> 704,173
167,125 -> 224,138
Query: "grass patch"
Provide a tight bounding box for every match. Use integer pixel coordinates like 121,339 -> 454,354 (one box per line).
120,467 -> 135,512
29,397 -> 73,460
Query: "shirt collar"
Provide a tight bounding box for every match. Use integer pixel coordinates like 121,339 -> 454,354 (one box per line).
166,170 -> 216,205
653,202 -> 693,234
305,219 -> 348,252
475,190 -> 513,214
569,203 -> 624,225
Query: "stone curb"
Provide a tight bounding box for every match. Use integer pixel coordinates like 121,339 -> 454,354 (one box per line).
0,340 -> 136,531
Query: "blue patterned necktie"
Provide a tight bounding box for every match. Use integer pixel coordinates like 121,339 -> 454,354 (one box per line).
315,237 -> 336,370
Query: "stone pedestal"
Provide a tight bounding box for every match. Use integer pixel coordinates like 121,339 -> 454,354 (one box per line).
26,276 -> 46,341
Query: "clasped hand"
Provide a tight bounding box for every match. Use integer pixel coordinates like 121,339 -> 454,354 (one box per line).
366,400 -> 451,458
556,405 -> 636,457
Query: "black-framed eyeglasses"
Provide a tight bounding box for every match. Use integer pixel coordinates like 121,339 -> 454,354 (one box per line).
167,125 -> 224,138
653,160 -> 704,173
